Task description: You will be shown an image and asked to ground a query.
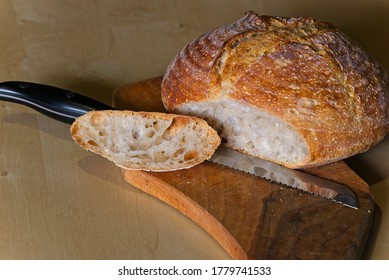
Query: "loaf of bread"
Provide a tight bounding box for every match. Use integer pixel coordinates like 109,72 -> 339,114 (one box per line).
161,11 -> 389,169
70,110 -> 220,171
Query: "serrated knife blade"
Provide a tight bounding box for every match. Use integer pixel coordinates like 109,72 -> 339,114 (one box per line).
209,146 -> 359,209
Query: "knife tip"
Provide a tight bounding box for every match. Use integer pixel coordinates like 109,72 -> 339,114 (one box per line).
334,193 -> 359,209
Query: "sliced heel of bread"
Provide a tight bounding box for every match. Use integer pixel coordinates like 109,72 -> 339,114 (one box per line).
70,110 -> 221,171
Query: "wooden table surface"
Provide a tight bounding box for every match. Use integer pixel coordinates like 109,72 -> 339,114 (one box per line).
1,0 -> 388,259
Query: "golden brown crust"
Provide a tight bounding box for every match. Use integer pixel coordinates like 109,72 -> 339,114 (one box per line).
161,11 -> 389,168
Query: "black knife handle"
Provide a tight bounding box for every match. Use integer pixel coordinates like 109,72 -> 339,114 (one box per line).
0,81 -> 114,124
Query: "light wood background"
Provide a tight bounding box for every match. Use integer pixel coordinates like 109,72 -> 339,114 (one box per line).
0,0 -> 388,259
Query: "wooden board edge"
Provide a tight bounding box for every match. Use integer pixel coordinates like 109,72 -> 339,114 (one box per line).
121,169 -> 248,260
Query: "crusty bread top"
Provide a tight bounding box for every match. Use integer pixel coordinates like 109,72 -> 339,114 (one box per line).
161,11 -> 389,168
70,110 -> 220,171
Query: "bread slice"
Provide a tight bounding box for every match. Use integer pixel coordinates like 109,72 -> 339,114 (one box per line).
70,110 -> 221,171
161,12 -> 389,169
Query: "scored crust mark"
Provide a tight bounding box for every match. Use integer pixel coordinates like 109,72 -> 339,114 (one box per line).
70,110 -> 221,171
161,11 -> 389,169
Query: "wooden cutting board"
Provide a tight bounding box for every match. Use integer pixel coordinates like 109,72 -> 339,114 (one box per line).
113,77 -> 375,260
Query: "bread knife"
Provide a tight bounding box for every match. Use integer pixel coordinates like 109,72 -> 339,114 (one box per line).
0,81 -> 359,209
